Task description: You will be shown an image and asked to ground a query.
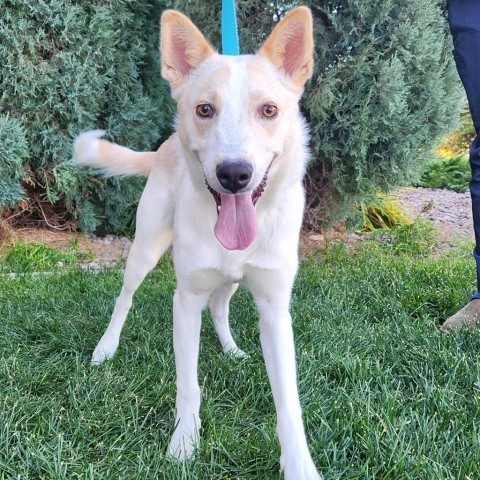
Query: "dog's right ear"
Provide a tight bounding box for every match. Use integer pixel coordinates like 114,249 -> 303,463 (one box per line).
160,10 -> 215,90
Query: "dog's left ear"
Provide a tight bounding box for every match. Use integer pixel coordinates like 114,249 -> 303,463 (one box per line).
161,10 -> 215,90
259,7 -> 314,88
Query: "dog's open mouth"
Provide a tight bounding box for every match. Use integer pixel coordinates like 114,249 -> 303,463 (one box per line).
206,170 -> 268,251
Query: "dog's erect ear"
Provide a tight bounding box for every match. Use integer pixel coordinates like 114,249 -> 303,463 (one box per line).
161,10 -> 215,89
259,7 -> 314,88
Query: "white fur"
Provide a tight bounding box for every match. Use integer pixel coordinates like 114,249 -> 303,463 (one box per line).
74,130 -> 106,165
78,7 -> 321,480
74,130 -> 155,177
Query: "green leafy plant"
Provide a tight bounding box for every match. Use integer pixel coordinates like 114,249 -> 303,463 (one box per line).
359,194 -> 409,231
0,115 -> 28,208
435,107 -> 475,158
301,0 -> 463,227
372,217 -> 439,256
418,155 -> 470,193
1,0 -> 463,234
358,193 -> 438,256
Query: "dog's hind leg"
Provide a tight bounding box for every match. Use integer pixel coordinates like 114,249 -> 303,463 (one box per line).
91,173 -> 174,365
209,283 -> 247,357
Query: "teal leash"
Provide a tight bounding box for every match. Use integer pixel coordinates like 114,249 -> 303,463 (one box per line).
221,0 -> 239,55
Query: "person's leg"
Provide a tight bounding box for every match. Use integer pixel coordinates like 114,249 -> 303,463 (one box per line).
442,0 -> 480,330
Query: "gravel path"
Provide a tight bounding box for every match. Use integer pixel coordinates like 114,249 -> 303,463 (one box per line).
395,187 -> 474,247
80,234 -> 133,270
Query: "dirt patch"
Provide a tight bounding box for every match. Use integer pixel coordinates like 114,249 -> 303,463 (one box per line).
0,226 -> 131,269
1,222 -> 357,267
0,187 -> 474,268
299,223 -> 361,258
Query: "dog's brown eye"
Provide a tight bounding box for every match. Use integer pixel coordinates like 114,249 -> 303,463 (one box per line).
196,103 -> 214,118
261,104 -> 277,118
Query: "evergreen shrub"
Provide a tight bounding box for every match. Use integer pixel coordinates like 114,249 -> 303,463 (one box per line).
418,156 -> 470,193
0,0 -> 464,233
302,0 -> 463,227
0,114 -> 28,209
0,0 -> 174,232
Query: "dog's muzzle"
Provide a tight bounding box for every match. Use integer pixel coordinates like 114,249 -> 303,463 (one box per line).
205,166 -> 270,251
206,167 -> 269,212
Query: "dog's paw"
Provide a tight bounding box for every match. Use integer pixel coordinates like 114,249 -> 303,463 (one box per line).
224,345 -> 249,359
281,454 -> 323,480
91,335 -> 119,365
167,418 -> 200,460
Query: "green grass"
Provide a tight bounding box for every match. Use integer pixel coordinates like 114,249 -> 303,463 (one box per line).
0,241 -> 93,273
366,217 -> 440,257
1,243 -> 480,479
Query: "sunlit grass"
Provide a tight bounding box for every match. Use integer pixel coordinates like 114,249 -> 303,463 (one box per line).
0,242 -> 479,479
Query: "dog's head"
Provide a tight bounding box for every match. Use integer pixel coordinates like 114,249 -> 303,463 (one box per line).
160,7 -> 314,250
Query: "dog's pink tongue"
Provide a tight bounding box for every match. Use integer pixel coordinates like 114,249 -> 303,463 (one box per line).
214,192 -> 257,250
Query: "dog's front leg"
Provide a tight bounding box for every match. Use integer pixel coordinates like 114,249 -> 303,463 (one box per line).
91,171 -> 174,365
247,273 -> 322,480
167,287 -> 209,460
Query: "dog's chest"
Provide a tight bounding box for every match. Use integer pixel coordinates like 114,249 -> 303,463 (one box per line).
174,237 -> 286,294
176,247 -> 253,288
173,178 -> 302,292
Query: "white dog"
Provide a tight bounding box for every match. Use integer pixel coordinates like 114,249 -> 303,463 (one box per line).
75,7 -> 321,479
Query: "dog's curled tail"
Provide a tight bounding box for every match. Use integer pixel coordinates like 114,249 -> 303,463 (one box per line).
74,130 -> 155,177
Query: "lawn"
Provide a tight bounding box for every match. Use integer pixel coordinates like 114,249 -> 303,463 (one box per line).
0,240 -> 479,479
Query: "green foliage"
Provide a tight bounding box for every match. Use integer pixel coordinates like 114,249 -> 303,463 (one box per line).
436,107 -> 476,158
426,108 -> 475,193
358,192 -> 439,256
0,0 -> 175,232
0,0 -> 463,233
370,218 -> 439,257
418,155 -> 470,193
0,114 -> 29,208
302,0 -> 463,226
359,194 -> 408,231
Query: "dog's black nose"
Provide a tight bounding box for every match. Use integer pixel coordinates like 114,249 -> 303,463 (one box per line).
216,162 -> 252,194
